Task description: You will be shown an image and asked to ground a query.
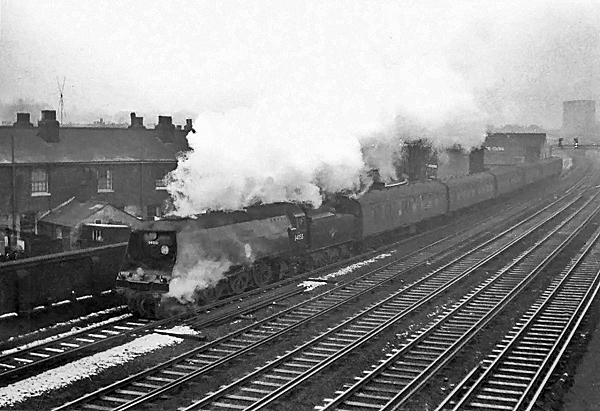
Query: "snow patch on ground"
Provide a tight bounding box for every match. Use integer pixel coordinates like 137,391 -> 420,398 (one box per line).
1,311 -> 131,356
0,333 -> 182,408
159,325 -> 200,335
298,252 -> 394,292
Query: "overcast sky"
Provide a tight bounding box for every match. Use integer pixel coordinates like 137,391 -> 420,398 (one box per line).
1,0 -> 599,128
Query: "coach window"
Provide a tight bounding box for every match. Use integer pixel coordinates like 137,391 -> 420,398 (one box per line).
385,204 -> 392,219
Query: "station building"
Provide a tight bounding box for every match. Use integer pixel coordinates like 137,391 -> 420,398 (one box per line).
483,132 -> 549,165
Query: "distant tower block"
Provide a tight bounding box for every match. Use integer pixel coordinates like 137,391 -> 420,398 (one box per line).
562,100 -> 596,138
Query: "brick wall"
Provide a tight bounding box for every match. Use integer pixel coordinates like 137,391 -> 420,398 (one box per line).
0,161 -> 177,226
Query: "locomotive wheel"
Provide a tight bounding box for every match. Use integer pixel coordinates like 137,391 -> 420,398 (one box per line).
200,283 -> 225,304
303,256 -> 317,272
277,260 -> 295,279
252,262 -> 273,288
127,294 -> 140,314
340,244 -> 352,259
229,271 -> 250,295
328,247 -> 341,264
138,296 -> 159,318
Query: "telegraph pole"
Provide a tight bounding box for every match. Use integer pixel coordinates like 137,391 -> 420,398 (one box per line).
11,133 -> 17,241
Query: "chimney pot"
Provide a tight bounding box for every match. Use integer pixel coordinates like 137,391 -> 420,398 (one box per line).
14,112 -> 33,128
158,115 -> 173,126
17,113 -> 30,122
128,113 -> 145,128
41,110 -> 57,121
156,115 -> 175,143
184,118 -> 193,129
38,110 -> 60,142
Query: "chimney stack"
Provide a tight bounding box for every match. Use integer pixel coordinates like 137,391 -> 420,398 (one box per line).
14,112 -> 33,128
158,116 -> 173,127
184,118 -> 196,133
469,147 -> 485,174
38,110 -> 60,142
155,115 -> 175,143
128,112 -> 145,128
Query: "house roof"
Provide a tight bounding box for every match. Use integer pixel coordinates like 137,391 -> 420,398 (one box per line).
39,197 -> 137,227
0,125 -> 191,164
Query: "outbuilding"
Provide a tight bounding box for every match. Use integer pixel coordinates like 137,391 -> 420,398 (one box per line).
36,197 -> 142,252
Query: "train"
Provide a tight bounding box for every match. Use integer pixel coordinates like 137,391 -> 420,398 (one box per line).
116,157 -> 563,318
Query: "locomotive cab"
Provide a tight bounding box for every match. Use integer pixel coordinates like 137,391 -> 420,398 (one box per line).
287,213 -> 308,250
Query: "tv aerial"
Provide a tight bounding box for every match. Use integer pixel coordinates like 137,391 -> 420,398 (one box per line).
57,77 -> 66,123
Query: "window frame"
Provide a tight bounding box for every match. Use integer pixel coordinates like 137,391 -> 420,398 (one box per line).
97,169 -> 114,193
146,204 -> 163,219
155,178 -> 167,190
31,168 -> 50,196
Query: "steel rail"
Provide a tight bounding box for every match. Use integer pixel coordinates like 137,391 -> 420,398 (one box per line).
52,176 -> 584,411
308,195 -> 600,411
436,221 -> 600,411
176,190 -> 598,410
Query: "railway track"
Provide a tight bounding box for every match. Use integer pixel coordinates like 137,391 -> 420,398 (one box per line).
314,193 -> 600,411
0,286 -> 306,385
3,167 -> 582,387
51,177 -> 595,409
435,220 -> 600,411
179,191 -> 600,411
0,314 -> 140,383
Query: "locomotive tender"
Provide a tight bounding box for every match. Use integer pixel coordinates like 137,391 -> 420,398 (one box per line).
117,157 -> 562,317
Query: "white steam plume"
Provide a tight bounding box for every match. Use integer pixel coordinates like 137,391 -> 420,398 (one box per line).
164,2 -> 492,216
161,1 -> 600,301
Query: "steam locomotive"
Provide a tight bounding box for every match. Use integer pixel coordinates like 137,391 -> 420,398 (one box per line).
116,157 -> 562,318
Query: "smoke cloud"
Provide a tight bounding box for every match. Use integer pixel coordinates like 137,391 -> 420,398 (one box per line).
165,3 -> 491,215
157,1 -> 600,300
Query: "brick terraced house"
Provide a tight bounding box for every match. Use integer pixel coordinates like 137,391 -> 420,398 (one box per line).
0,110 -> 192,244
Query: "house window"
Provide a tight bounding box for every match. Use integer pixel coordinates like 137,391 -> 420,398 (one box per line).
31,169 -> 49,196
155,178 -> 167,190
92,229 -> 103,242
146,205 -> 162,219
55,226 -> 62,239
98,169 -> 113,192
